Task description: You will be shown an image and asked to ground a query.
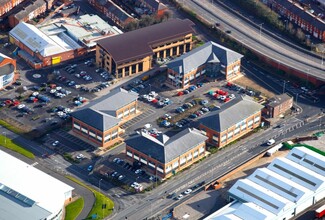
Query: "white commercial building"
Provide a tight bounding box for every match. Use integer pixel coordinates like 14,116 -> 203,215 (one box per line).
205,147 -> 325,220
0,150 -> 74,220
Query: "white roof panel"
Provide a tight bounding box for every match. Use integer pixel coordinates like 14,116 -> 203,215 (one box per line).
249,168 -> 312,202
287,147 -> 325,176
268,157 -> 325,191
10,22 -> 81,57
229,178 -> 293,215
0,150 -> 74,214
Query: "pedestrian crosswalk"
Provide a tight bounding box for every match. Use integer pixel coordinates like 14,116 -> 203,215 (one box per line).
30,162 -> 38,167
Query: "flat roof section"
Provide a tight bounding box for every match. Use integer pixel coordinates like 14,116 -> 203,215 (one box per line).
96,19 -> 195,65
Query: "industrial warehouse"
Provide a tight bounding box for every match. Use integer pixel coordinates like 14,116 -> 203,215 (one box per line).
205,147 -> 325,220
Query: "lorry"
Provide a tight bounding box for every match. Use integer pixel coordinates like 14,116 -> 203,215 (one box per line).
315,203 -> 325,218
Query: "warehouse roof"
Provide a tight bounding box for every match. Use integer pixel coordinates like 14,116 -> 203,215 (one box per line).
205,146 -> 325,220
286,147 -> 325,176
167,41 -> 243,75
268,157 -> 325,191
0,150 -> 73,220
199,96 -> 263,132
229,178 -> 294,215
10,22 -> 81,57
96,19 -> 195,64
125,128 -> 207,163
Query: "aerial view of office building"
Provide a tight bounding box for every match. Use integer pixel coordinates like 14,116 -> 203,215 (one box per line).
0,150 -> 74,220
264,93 -> 294,118
125,128 -> 207,179
199,96 -> 263,148
71,88 -> 138,148
95,18 -> 195,79
166,41 -> 243,88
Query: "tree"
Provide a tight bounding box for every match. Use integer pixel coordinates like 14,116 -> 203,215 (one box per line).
296,28 -> 305,42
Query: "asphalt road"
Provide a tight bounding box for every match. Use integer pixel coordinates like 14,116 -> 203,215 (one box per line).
179,0 -> 325,82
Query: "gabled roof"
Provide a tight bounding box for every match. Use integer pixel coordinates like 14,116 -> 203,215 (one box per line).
199,96 -> 263,132
10,22 -> 73,56
71,88 -> 137,132
14,0 -> 45,20
96,19 -> 195,64
91,88 -> 138,113
105,1 -> 132,23
125,128 -> 207,163
286,147 -> 325,176
166,41 -> 243,75
268,157 -> 325,191
229,178 -> 294,215
71,108 -> 120,131
0,150 -> 73,219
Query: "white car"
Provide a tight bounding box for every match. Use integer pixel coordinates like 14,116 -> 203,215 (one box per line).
131,182 -> 140,188
220,96 -> 226,101
50,89 -> 56,94
118,175 -> 125,180
52,141 -> 59,146
17,104 -> 25,109
135,169 -> 142,174
184,189 -> 192,195
144,124 -> 152,129
176,194 -> 184,200
149,91 -> 158,97
267,139 -> 275,146
76,154 -> 85,160
32,92 -> 39,97
229,94 -> 235,99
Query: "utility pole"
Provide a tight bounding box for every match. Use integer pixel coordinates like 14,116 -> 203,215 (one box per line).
258,23 -> 264,41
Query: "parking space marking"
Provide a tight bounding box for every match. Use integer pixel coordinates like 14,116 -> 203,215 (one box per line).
120,108 -> 156,130
30,162 -> 39,167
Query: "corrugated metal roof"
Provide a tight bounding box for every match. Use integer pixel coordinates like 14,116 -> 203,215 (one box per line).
268,157 -> 325,191
286,147 -> 325,176
0,150 -> 74,215
125,128 -> 207,163
229,178 -> 293,214
199,95 -> 263,132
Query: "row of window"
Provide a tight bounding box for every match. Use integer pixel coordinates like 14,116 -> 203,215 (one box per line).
73,122 -> 119,143
127,146 -> 205,174
117,106 -> 136,119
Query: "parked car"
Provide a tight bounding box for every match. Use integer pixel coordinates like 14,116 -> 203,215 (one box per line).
267,139 -> 275,146
184,189 -> 192,195
200,100 -> 209,106
87,165 -> 93,172
52,141 -> 59,146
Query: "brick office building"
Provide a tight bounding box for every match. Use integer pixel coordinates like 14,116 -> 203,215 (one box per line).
125,128 -> 207,179
71,88 -> 138,148
95,18 -> 195,79
166,41 -> 243,89
199,96 -> 263,148
264,93 -> 293,118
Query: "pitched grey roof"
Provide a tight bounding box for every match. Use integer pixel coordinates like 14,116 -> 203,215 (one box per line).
91,88 -> 138,113
267,93 -> 293,108
199,96 -> 263,132
166,41 -> 243,75
125,128 -> 207,164
71,108 -> 120,132
71,88 -> 137,131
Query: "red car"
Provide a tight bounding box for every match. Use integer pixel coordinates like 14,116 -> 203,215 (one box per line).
177,91 -> 184,96
213,93 -> 219,99
12,100 -> 20,106
4,99 -> 12,105
151,99 -> 158,104
226,82 -> 233,87
224,97 -> 230,102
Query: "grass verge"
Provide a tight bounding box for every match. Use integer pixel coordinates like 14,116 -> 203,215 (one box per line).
66,176 -> 114,220
0,135 -> 35,159
65,197 -> 84,220
0,120 -> 24,134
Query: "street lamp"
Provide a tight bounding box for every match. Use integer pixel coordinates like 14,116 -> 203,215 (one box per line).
3,132 -> 6,145
283,80 -> 289,94
99,179 -> 103,219
258,23 -> 264,41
